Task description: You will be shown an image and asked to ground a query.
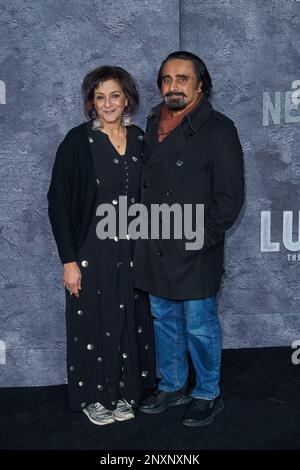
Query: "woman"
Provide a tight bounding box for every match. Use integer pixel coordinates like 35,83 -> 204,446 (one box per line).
47,66 -> 156,425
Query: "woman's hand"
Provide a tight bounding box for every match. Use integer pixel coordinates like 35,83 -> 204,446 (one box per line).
63,262 -> 82,297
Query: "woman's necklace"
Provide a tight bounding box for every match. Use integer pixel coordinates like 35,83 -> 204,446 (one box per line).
108,127 -> 127,153
115,128 -> 126,147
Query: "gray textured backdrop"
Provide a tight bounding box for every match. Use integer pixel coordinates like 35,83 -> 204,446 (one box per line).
0,0 -> 299,386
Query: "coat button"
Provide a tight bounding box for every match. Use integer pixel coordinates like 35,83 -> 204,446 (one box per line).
96,179 -> 100,186
132,156 -> 138,162
142,182 -> 148,189
157,250 -> 163,257
166,189 -> 173,197
176,160 -> 183,167
112,199 -> 118,205
113,158 -> 119,164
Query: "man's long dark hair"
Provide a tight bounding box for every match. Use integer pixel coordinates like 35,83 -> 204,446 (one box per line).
157,51 -> 212,98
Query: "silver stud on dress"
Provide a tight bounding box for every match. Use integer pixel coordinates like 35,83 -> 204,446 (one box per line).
87,344 -> 94,350
88,137 -> 93,143
142,371 -> 148,377
77,310 -> 83,316
81,260 -> 89,267
78,381 -> 85,387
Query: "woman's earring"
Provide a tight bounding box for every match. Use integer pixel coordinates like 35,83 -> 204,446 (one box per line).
121,107 -> 132,127
91,107 -> 104,130
92,117 -> 104,130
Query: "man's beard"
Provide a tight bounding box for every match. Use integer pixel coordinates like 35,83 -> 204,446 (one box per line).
164,92 -> 187,111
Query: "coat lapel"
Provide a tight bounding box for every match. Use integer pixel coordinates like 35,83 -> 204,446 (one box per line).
143,124 -> 188,171
143,97 -> 213,171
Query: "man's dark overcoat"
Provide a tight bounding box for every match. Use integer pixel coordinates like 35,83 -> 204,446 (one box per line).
133,96 -> 244,300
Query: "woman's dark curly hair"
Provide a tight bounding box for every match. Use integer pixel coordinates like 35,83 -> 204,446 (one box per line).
82,65 -> 139,119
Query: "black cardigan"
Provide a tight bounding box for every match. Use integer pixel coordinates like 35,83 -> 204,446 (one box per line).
47,122 -> 143,264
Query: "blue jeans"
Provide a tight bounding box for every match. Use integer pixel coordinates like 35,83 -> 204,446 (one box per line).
149,295 -> 222,400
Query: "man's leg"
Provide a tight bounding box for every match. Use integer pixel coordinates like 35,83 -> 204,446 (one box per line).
184,296 -> 221,399
182,296 -> 224,426
150,295 -> 188,391
139,295 -> 191,413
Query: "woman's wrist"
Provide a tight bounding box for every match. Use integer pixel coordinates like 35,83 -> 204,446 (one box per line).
64,261 -> 78,269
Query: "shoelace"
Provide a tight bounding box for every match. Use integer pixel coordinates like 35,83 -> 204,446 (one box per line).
116,399 -> 132,411
93,402 -> 105,412
193,399 -> 212,410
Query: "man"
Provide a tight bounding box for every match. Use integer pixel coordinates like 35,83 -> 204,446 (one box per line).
133,51 -> 244,427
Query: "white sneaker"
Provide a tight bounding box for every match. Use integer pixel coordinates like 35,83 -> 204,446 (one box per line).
113,399 -> 135,422
82,402 -> 115,425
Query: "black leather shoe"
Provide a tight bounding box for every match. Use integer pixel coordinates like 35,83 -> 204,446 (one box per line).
139,387 -> 192,414
182,395 -> 224,427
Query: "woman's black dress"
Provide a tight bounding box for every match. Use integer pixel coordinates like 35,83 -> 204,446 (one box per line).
65,123 -> 156,411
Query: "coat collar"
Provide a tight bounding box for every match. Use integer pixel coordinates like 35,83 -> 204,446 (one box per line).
143,96 -> 213,171
147,95 -> 213,132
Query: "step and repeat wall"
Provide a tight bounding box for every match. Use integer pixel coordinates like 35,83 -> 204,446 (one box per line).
0,0 -> 299,386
